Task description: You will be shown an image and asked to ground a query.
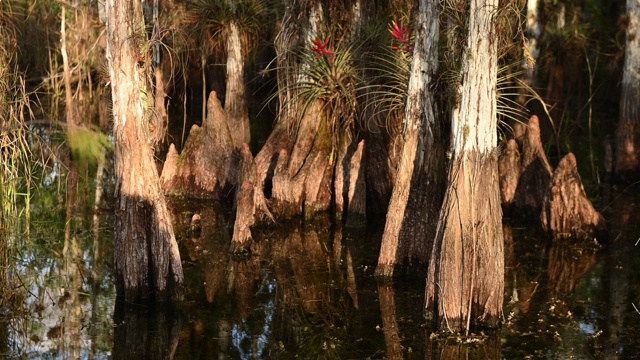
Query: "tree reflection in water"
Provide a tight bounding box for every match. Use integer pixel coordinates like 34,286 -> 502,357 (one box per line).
4,191 -> 640,358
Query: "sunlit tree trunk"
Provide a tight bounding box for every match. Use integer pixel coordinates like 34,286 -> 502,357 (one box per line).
425,0 -> 504,332
523,0 -> 541,79
230,0 -> 329,250
514,0 -> 541,139
148,0 -> 169,146
226,21 -> 250,149
615,0 -> 640,179
376,0 -> 446,276
61,8 -> 75,128
106,0 -> 184,301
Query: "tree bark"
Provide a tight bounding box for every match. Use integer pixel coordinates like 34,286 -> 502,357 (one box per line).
425,0 -> 503,332
498,139 -> 521,209
225,21 -> 251,149
514,0 -> 541,139
614,0 -> 640,179
540,152 -> 606,239
230,0 -> 346,251
106,0 -> 184,302
161,91 -> 238,199
512,115 -> 553,214
345,140 -> 367,228
376,0 -> 446,277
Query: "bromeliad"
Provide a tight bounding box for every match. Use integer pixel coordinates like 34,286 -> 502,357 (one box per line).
389,20 -> 412,54
311,36 -> 334,62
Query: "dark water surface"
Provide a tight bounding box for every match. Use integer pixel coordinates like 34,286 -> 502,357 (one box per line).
2,187 -> 640,359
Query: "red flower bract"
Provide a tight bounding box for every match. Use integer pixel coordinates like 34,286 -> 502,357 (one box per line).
389,20 -> 412,55
311,36 -> 334,60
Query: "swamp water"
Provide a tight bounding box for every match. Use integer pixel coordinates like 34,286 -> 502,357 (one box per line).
1,185 -> 639,359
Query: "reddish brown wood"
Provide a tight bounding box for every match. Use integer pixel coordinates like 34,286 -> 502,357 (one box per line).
345,140 -> 367,228
541,153 -> 606,239
512,115 -> 553,213
425,152 -> 504,331
161,91 -> 238,199
231,144 -> 272,252
106,0 -> 183,302
498,139 -> 521,208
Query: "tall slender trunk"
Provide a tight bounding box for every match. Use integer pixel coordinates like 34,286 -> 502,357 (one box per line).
106,0 -> 184,302
514,0 -> 541,139
615,0 -> 640,179
61,9 -> 75,128
376,0 -> 446,276
61,7 -> 80,277
425,0 -> 503,333
150,0 -> 168,145
225,21 -> 250,149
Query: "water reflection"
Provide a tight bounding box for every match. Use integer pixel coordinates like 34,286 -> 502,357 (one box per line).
112,301 -> 183,359
599,193 -> 640,359
3,189 -> 640,358
377,280 -> 403,359
4,227 -> 114,358
425,334 -> 502,360
501,194 -> 640,360
502,221 -> 599,358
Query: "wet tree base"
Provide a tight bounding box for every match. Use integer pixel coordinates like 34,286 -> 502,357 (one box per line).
499,116 -> 606,240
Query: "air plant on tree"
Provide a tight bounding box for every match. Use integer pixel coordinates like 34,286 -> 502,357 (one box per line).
281,34 -> 360,144
389,20 -> 413,55
354,17 -> 413,132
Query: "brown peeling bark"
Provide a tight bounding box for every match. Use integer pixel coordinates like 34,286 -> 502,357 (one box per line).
375,0 -> 445,277
106,0 -> 183,302
425,0 -> 502,332
231,144 -> 272,252
540,153 -> 606,239
498,139 -> 521,209
161,91 -> 239,199
512,115 -> 553,213
229,0 -> 361,250
345,140 -> 367,228
225,21 -> 251,149
425,153 -> 504,331
334,132 -> 351,224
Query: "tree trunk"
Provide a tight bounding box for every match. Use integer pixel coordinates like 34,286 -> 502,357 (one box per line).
147,0 -> 170,146
152,59 -> 169,145
225,21 -> 251,149
540,153 -> 606,239
514,0 -> 541,139
345,140 -> 367,228
614,0 -> 640,179
376,0 -> 446,277
498,139 -> 521,209
512,115 -> 553,214
231,0 -> 346,251
425,0 -> 503,332
161,91 -> 239,199
106,0 -> 183,302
